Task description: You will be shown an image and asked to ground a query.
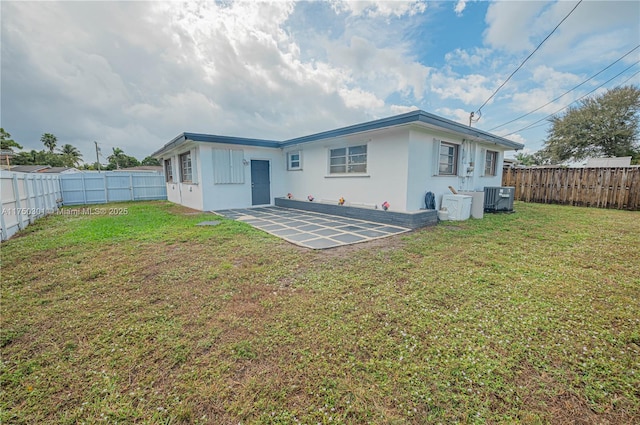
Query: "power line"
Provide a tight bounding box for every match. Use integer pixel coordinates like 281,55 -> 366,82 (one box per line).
472,0 -> 583,121
617,69 -> 640,86
503,62 -> 640,136
489,44 -> 640,131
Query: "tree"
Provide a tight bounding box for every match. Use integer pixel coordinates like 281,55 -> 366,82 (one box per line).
541,86 -> 640,164
11,150 -> 66,167
1,128 -> 23,152
108,147 -> 125,169
59,144 -> 83,167
11,150 -> 38,165
514,152 -> 538,166
41,133 -> 58,153
107,147 -> 140,169
514,151 -> 550,166
141,156 -> 160,166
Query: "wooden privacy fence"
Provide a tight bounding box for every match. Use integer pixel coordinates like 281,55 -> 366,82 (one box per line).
502,167 -> 640,210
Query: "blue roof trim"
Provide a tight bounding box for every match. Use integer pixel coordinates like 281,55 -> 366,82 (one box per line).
281,110 -> 524,150
280,112 -> 420,147
183,133 -> 280,148
414,111 -> 523,149
152,110 -> 524,158
152,132 -> 280,157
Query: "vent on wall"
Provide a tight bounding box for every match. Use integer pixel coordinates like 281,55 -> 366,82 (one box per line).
484,187 -> 515,212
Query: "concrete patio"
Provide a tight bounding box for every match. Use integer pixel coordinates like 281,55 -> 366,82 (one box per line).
213,206 -> 410,249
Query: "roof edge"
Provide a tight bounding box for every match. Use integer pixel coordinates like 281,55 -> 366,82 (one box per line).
153,110 -> 524,157
280,110 -> 524,150
152,133 -> 281,158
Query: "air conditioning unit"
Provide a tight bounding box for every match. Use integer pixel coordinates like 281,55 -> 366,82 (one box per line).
484,186 -> 515,212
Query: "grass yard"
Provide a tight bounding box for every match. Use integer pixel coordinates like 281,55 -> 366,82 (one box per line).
1,201 -> 639,424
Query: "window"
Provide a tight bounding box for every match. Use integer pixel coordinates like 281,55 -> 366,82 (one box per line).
213,149 -> 244,184
287,151 -> 301,170
438,142 -> 458,175
164,159 -> 173,182
484,150 -> 498,176
180,152 -> 192,183
329,145 -> 367,174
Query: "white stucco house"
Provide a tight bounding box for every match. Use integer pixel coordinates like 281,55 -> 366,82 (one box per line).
152,110 -> 524,212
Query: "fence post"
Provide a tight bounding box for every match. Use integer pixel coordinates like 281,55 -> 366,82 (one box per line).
104,173 -> 109,203
12,174 -> 24,230
24,174 -> 34,222
45,176 -> 52,211
39,176 -> 46,212
81,173 -> 87,205
130,173 -> 134,201
0,198 -> 7,241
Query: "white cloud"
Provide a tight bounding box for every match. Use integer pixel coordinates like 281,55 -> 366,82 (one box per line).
454,0 -> 467,16
483,0 -> 639,63
435,107 -> 472,125
430,71 -> 495,105
338,87 -> 385,109
507,65 -> 584,114
1,0 -> 636,164
444,47 -> 493,67
483,1 -> 549,52
330,0 -> 427,17
495,131 -> 527,148
390,104 -> 420,115
326,36 -> 431,101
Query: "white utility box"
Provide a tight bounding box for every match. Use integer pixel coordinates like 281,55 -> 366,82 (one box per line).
458,191 -> 484,219
441,194 -> 472,221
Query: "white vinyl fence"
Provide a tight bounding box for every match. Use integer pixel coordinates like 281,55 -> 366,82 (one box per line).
1,171 -> 167,241
1,171 -> 62,241
59,172 -> 167,205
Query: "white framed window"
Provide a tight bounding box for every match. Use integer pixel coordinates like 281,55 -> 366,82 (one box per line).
164,158 -> 173,183
484,150 -> 498,176
329,145 -> 367,174
438,142 -> 459,175
180,152 -> 192,183
287,151 -> 301,170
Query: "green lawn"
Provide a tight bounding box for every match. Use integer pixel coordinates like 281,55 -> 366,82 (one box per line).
1,201 -> 638,424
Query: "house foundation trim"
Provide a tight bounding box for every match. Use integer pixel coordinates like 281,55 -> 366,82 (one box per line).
275,197 -> 437,229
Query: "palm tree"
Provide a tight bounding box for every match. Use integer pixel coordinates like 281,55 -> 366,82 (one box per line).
41,133 -> 57,153
59,144 -> 83,167
108,147 -> 125,169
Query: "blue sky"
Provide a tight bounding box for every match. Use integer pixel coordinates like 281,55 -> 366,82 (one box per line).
2,1 -> 639,162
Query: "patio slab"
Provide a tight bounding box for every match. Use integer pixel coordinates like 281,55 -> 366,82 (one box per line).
213,206 -> 410,249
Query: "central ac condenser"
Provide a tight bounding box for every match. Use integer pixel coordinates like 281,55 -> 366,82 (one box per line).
484,187 -> 515,212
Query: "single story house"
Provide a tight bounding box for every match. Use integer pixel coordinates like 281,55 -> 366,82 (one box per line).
152,110 -> 524,212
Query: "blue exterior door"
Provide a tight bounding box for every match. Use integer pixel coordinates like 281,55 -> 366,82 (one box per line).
251,160 -> 270,205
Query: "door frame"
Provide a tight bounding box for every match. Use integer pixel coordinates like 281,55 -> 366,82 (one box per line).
250,159 -> 271,206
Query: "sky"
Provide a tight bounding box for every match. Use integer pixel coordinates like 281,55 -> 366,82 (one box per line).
1,0 -> 639,164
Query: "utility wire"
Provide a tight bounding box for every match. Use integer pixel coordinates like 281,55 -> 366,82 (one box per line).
503,61 -> 640,136
489,44 -> 640,131
616,69 -> 640,86
474,0 -> 583,117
